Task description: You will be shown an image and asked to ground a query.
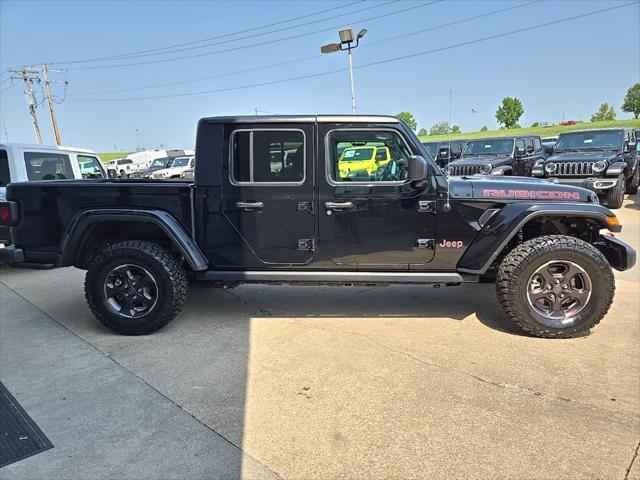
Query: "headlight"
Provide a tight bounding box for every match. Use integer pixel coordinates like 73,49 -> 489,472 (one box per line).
593,160 -> 607,173
447,166 -> 455,175
545,162 -> 557,174
479,164 -> 492,175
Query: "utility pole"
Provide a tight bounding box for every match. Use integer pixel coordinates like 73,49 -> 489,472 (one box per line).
10,67 -> 42,144
42,65 -> 63,145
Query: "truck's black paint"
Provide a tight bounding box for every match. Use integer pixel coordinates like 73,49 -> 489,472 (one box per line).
0,116 -> 635,280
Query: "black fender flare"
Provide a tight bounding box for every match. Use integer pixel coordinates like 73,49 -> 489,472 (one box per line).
60,209 -> 208,271
457,202 -> 618,274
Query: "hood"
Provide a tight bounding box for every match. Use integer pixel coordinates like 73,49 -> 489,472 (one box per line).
448,175 -> 594,202
451,155 -> 513,167
546,151 -> 618,163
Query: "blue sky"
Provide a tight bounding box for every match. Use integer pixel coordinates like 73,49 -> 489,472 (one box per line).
0,0 -> 638,151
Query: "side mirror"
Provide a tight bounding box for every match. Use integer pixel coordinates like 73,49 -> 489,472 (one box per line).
515,145 -> 526,157
408,155 -> 428,181
544,145 -> 554,155
526,145 -> 534,154
626,141 -> 637,152
437,147 -> 450,159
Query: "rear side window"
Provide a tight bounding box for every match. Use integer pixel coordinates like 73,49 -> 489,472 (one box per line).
231,129 -> 305,184
0,149 -> 9,186
77,155 -> 105,179
24,152 -> 73,180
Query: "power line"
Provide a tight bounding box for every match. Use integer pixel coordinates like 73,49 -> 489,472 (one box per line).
71,0 -> 540,97
66,1 -> 636,103
49,0 -> 368,65
67,1 -> 442,70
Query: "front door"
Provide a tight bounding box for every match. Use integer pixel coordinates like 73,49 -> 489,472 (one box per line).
220,125 -> 315,266
317,126 -> 437,269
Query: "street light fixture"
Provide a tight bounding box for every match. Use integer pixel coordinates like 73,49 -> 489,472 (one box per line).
321,27 -> 367,114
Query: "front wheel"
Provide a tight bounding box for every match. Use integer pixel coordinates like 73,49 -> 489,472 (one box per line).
626,166 -> 639,195
496,235 -> 614,338
605,174 -> 625,209
85,240 -> 187,334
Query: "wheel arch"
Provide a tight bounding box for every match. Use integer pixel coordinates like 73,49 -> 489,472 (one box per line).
61,209 -> 208,271
457,203 -> 619,275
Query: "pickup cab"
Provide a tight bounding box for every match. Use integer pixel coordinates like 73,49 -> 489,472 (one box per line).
0,115 -> 635,339
0,142 -> 107,242
447,135 -> 545,177
532,128 -> 640,209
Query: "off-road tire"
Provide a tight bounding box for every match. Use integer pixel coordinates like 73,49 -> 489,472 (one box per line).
496,235 -> 614,338
85,240 -> 186,335
626,166 -> 639,195
605,174 -> 625,209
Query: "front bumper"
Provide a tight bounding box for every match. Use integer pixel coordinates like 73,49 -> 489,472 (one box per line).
546,176 -> 618,193
597,235 -> 636,271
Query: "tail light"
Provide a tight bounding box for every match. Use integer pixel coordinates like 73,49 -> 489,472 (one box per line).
0,201 -> 19,227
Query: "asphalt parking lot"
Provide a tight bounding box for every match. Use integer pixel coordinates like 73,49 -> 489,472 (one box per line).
1,194 -> 639,480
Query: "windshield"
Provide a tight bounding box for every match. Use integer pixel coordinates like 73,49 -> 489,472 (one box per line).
556,131 -> 622,151
422,143 -> 438,156
172,157 -> 190,167
150,158 -> 169,168
340,148 -> 374,162
463,139 -> 514,156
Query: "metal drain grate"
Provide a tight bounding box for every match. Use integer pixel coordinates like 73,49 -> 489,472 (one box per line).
0,382 -> 53,468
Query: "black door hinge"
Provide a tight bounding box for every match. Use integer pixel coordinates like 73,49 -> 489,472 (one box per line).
416,239 -> 434,249
296,202 -> 314,214
417,200 -> 436,213
298,238 -> 315,252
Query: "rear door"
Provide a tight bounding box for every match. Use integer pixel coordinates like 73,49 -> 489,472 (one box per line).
219,124 -> 315,266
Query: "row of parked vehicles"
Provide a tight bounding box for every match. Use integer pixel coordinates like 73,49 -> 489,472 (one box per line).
105,149 -> 195,180
422,127 -> 640,209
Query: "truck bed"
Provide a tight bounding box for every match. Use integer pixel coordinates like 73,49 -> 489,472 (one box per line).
6,180 -> 192,266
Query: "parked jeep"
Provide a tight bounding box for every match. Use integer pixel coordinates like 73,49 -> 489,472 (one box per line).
129,157 -> 174,179
0,115 -> 635,339
338,145 -> 391,179
447,136 -> 545,177
532,128 -> 639,209
421,140 -> 465,169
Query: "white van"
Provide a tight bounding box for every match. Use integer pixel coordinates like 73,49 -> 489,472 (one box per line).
0,143 -> 106,240
126,149 -> 168,169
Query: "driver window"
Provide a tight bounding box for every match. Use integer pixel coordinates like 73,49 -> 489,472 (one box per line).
328,130 -> 412,182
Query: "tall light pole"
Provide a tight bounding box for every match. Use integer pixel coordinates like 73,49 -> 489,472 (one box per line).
321,27 -> 367,114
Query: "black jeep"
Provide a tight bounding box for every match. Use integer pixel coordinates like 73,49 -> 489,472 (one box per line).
421,140 -> 465,169
447,135 -> 546,177
532,128 -> 640,209
0,115 -> 635,339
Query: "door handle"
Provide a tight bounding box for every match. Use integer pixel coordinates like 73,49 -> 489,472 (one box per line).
325,201 -> 354,210
236,201 -> 264,211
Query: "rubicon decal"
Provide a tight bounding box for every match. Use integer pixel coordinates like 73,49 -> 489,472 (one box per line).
483,189 -> 581,200
439,239 -> 464,248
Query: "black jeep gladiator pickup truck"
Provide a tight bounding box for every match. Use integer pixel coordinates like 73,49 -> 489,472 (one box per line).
0,115 -> 635,338
447,135 -> 546,177
532,128 -> 640,209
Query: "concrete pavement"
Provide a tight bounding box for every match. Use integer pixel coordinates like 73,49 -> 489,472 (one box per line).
0,194 -> 639,479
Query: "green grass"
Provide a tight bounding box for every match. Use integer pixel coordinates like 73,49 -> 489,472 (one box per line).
98,152 -> 130,163
418,118 -> 640,142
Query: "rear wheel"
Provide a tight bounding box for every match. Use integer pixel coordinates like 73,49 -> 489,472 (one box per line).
85,240 -> 186,335
605,174 -> 625,209
496,235 -> 614,338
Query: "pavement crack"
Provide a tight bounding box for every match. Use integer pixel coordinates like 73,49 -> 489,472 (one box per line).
224,289 -> 273,316
625,439 -> 640,480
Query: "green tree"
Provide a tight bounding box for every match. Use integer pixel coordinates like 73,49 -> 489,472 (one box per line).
396,112 -> 417,131
429,121 -> 451,135
417,128 -> 428,137
531,122 -> 540,128
451,125 -> 461,134
622,83 -> 640,119
480,125 -> 488,132
495,97 -> 524,129
591,103 -> 616,122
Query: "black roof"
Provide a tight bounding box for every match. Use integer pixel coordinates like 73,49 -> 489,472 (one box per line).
201,115 -> 399,124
